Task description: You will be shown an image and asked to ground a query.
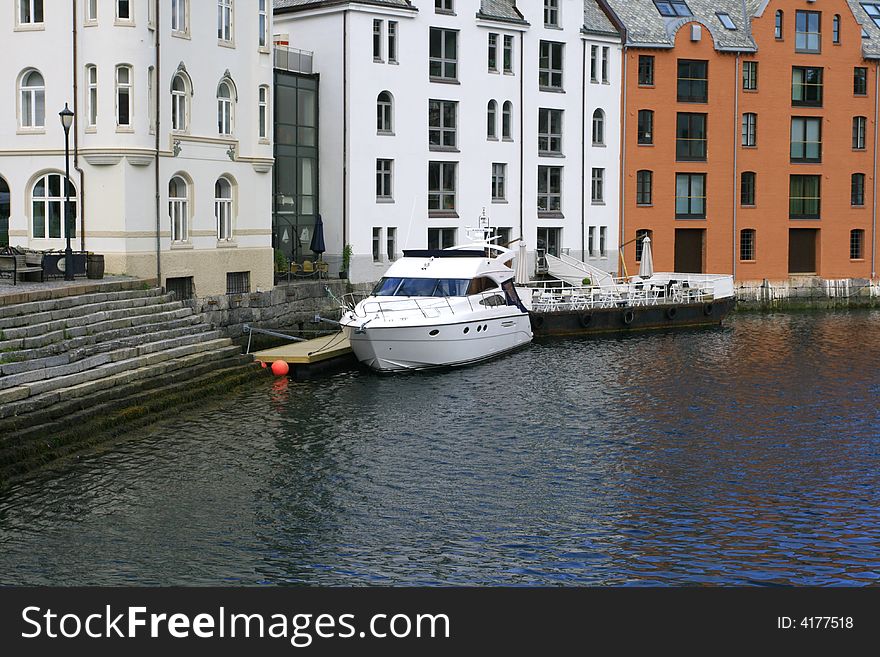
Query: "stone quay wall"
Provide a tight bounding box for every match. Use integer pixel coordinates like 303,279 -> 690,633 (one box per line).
735,278 -> 880,310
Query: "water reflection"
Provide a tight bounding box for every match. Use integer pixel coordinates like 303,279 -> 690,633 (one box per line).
1,311 -> 879,585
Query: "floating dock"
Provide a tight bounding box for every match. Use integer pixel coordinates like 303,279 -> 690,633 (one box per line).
252,332 -> 355,379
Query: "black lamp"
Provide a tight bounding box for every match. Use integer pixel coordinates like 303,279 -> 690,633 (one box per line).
59,103 -> 74,281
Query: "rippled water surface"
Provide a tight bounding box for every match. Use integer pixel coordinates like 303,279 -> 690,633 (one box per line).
2,311 -> 880,586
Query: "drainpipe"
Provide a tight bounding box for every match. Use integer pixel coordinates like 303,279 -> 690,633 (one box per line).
342,10 -> 348,251
154,1 -> 162,285
873,61 -> 879,280
581,38 -> 587,260
732,53 -> 740,282
72,0 -> 86,252
619,45 -> 627,276
519,30 -> 524,240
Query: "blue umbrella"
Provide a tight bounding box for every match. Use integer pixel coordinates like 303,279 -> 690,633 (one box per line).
309,213 -> 325,256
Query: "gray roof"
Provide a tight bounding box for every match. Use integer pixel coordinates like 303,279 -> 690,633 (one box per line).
476,0 -> 527,25
602,0 -> 757,51
583,0 -> 620,36
274,0 -> 414,13
845,0 -> 880,58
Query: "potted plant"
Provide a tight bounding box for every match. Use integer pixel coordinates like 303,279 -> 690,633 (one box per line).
339,244 -> 352,280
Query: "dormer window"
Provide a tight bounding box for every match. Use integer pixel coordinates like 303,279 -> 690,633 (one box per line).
717,13 -> 736,30
654,0 -> 692,18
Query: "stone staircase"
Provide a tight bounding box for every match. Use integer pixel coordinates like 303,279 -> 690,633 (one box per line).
0,281 -> 264,483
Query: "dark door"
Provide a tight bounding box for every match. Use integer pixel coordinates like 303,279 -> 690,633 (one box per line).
674,228 -> 704,273
788,228 -> 817,274
0,176 -> 9,247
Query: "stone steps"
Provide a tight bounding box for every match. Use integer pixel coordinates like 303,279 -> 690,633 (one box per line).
0,286 -> 164,320
0,289 -> 172,330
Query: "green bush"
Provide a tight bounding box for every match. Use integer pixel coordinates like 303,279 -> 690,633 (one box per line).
274,248 -> 289,272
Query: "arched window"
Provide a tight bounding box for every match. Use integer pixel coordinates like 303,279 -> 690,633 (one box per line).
258,85 -> 269,140
32,173 -> 77,239
171,73 -> 190,132
215,177 -> 233,241
86,65 -> 98,128
775,10 -> 783,40
833,15 -> 840,44
502,101 -> 513,139
116,65 -> 132,127
487,100 -> 497,139
217,79 -> 234,135
377,91 -> 393,133
169,176 -> 188,242
0,177 -> 10,248
20,69 -> 45,128
592,108 -> 605,145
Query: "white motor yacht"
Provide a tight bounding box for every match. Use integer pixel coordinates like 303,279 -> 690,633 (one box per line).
340,237 -> 533,372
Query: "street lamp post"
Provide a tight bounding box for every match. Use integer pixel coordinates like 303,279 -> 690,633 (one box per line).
59,103 -> 75,281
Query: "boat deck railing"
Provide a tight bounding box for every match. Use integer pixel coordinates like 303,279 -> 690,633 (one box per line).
346,290 -> 512,320
527,278 -> 724,312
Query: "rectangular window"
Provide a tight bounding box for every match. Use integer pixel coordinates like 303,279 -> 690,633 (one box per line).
372,227 -> 382,262
429,99 -> 457,149
116,0 -> 131,21
377,159 -> 393,200
853,116 -> 867,149
590,45 -> 598,82
218,0 -> 233,42
854,67 -> 868,95
637,110 -> 653,145
503,35 -> 514,73
435,0 -> 454,13
428,161 -> 457,213
588,226 -> 595,256
428,227 -> 457,250
430,28 -> 458,80
741,172 -> 756,206
743,61 -> 758,90
864,3 -> 880,29
387,227 -> 397,261
852,173 -> 866,206
795,10 -> 821,52
717,12 -> 736,29
87,0 -> 97,22
742,113 -> 757,147
790,117 -> 821,162
116,65 -> 132,127
792,67 -> 823,106
388,21 -> 398,63
654,0 -> 692,17
488,33 -> 499,72
373,19 -> 383,61
602,47 -> 609,83
539,41 -> 564,90
19,0 -> 44,24
677,59 -> 708,102
740,229 -> 755,261
492,163 -> 507,201
676,113 -> 707,161
259,0 -> 268,47
599,227 -> 607,256
851,229 -> 865,259
537,227 -> 562,257
538,108 -> 563,154
638,55 -> 654,86
591,168 -> 604,203
86,65 -> 97,128
172,0 -> 188,33
636,170 -> 652,205
635,229 -> 652,262
226,271 -> 250,295
258,86 -> 269,139
544,0 -> 559,27
538,166 -> 562,213
675,173 -> 706,219
789,175 -> 821,218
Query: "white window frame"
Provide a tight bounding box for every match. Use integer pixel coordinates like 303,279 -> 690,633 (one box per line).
373,19 -> 384,62
116,65 -> 133,129
377,91 -> 393,134
502,101 -> 513,139
169,176 -> 189,243
538,108 -> 563,154
86,0 -> 98,23
503,35 -> 514,74
215,177 -> 234,241
18,0 -> 44,26
492,163 -> 507,201
115,0 -> 133,24
387,227 -> 397,261
388,20 -> 398,63
86,65 -> 98,129
376,159 -> 393,201
538,166 -> 562,213
218,79 -> 234,136
258,0 -> 269,49
544,0 -> 560,28
258,85 -> 269,141
171,0 -> 189,36
591,168 -> 605,203
171,73 -> 190,132
428,161 -> 457,214
218,0 -> 234,44
592,109 -> 605,145
31,173 -> 76,239
19,69 -> 46,130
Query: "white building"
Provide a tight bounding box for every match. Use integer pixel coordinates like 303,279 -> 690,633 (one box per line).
274,0 -> 622,283
0,0 -> 275,296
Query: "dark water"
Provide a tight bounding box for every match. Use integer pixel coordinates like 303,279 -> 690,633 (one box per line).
2,311 -> 880,586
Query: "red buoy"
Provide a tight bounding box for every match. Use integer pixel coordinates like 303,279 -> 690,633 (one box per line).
271,360 -> 289,376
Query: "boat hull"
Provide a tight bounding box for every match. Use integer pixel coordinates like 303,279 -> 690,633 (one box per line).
343,314 -> 533,372
529,297 -> 736,337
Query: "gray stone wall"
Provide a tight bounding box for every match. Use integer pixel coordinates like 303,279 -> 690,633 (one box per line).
191,280 -> 374,341
735,278 -> 880,310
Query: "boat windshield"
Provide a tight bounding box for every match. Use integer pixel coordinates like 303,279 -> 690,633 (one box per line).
372,277 -> 471,297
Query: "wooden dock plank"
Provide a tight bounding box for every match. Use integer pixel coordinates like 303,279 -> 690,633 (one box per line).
252,332 -> 351,365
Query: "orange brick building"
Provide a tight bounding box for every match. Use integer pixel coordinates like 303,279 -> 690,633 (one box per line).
602,0 -> 880,282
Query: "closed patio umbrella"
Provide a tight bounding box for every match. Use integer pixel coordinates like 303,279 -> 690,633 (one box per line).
515,241 -> 530,285
638,235 -> 654,279
309,213 -> 326,257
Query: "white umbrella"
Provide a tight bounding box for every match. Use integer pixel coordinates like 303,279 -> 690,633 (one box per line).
638,236 -> 654,279
515,241 -> 530,285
